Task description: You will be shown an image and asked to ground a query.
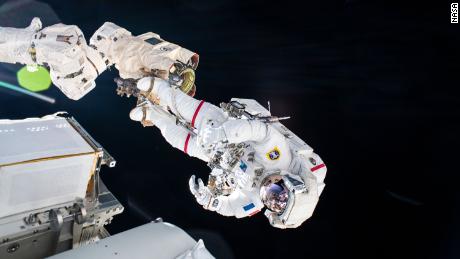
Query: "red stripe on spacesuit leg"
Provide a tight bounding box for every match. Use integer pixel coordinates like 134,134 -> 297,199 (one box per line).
311,163 -> 326,172
183,133 -> 191,154
184,100 -> 204,154
191,100 -> 205,127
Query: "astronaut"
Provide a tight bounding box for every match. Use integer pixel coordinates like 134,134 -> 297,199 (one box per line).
0,18 -> 327,228
128,76 -> 327,228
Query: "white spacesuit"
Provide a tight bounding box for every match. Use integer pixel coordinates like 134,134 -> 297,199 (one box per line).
0,18 -> 327,228
129,77 -> 328,228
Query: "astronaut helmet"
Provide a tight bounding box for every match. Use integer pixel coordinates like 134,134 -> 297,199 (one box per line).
259,174 -> 290,214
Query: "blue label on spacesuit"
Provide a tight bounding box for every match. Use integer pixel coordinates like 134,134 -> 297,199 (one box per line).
239,161 -> 248,172
243,203 -> 255,211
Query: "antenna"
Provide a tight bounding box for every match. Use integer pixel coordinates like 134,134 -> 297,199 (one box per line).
267,100 -> 271,113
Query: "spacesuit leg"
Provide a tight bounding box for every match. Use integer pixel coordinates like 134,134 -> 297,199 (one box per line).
130,105 -> 209,162
137,77 -> 227,130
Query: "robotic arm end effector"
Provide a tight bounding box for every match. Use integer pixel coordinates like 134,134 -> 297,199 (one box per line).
0,17 -> 105,100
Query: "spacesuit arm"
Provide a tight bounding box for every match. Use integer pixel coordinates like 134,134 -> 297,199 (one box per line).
199,119 -> 269,149
222,119 -> 269,144
189,172 -> 263,218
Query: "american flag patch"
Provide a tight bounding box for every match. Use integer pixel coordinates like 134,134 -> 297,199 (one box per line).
243,203 -> 255,211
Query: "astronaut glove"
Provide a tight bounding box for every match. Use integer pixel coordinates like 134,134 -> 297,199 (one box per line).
197,121 -> 227,150
189,175 -> 213,209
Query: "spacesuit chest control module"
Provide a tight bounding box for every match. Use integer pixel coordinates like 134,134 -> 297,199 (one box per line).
0,18 -> 327,229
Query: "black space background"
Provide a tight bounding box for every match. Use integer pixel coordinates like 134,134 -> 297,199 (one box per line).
0,0 -> 459,258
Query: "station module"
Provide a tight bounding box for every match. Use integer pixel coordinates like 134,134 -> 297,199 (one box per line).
0,113 -> 214,259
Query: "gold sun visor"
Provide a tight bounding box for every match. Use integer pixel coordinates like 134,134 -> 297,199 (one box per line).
0,113 -> 113,218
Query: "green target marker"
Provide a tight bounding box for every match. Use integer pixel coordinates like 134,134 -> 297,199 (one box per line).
17,65 -> 52,92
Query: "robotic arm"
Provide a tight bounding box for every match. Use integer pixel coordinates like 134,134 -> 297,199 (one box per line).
89,22 -> 198,80
0,18 -> 103,99
0,18 -> 198,100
